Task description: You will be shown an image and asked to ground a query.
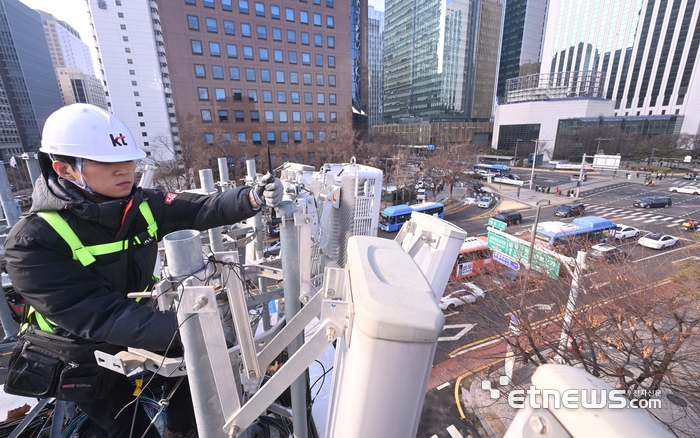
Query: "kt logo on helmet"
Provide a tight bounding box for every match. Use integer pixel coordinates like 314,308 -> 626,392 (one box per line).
110,133 -> 128,147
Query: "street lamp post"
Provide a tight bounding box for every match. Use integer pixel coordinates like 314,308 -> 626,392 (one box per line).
515,138 -> 523,165
521,199 -> 551,310
650,148 -> 658,168
528,139 -> 540,190
594,137 -> 614,155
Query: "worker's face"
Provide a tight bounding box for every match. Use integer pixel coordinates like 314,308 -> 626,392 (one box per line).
54,159 -> 136,200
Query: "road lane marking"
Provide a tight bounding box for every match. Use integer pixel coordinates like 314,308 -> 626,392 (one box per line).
633,246 -> 689,262
438,324 -> 477,342
672,256 -> 700,264
437,382 -> 450,390
446,425 -> 464,438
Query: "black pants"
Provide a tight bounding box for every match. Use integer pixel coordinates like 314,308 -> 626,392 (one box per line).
75,375 -> 195,438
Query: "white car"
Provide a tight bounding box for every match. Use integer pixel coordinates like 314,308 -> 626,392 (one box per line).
477,196 -> 495,208
610,225 -> 640,240
439,283 -> 486,310
669,185 -> 700,195
637,233 -> 678,249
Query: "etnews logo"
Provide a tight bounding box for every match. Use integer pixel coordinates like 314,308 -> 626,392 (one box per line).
482,375 -> 662,409
110,133 -> 128,147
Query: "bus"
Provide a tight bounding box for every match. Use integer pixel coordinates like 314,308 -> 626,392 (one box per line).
473,163 -> 510,176
378,202 -> 445,232
534,216 -> 616,254
452,236 -> 493,280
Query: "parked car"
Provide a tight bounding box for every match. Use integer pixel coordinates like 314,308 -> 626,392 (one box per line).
637,233 -> 678,249
477,196 -> 495,208
633,196 -> 672,208
587,244 -> 629,263
554,203 -> 585,217
492,211 -> 522,226
439,282 -> 486,310
681,220 -> 698,231
610,225 -> 640,240
669,185 -> 700,195
264,240 -> 282,256
682,173 -> 697,180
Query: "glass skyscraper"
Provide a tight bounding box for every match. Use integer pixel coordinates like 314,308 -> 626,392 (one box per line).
383,0 -> 504,124
368,6 -> 384,126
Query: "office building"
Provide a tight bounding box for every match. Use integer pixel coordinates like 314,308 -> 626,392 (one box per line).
367,6 -> 383,127
86,0 -> 176,160
495,0 -> 548,102
36,10 -> 108,110
156,0 -> 352,170
383,0 -> 504,124
0,0 -> 63,160
541,0 -> 700,134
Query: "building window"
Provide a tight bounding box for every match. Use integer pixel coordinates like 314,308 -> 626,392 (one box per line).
239,0 -> 249,13
326,0 -> 334,6
237,132 -> 247,142
132,81 -> 138,85
120,24 -> 127,30
281,131 -> 289,143
277,91 -> 286,103
234,110 -> 245,122
241,23 -> 251,37
275,71 -> 285,83
327,36 -> 334,48
222,0 -> 232,10
127,59 -> 134,64
294,131 -> 302,143
232,88 -> 242,101
122,36 -> 129,41
328,56 -> 335,68
229,66 -> 240,80
302,53 -> 310,65
306,131 -> 313,140
187,15 -> 199,30
244,45 -> 254,59
118,12 -> 124,18
202,109 -> 213,122
267,131 -> 275,144
313,13 -> 321,26
206,17 -> 218,32
304,92 -> 312,104
259,47 -> 269,61
255,2 -> 265,16
209,42 -> 221,56
218,110 -> 229,122
285,7 -> 294,21
224,20 -> 235,35
330,111 -> 337,122
125,48 -> 131,53
289,51 -> 297,64
138,112 -> 143,116
287,30 -> 296,43
318,131 -> 326,141
329,75 -> 336,86
248,89 -> 258,102
329,93 -> 336,105
263,90 -> 273,102
290,72 -> 299,84
272,27 -> 282,41
316,74 -> 324,86
227,43 -> 238,58
317,93 -> 324,104
191,40 -> 203,54
198,87 -> 209,100
212,65 -> 224,79
264,110 -> 274,122
326,16 -> 334,28
305,111 -> 313,122
204,0 -> 214,7
245,68 -> 256,81
205,133 -> 215,144
195,64 -> 206,77
274,49 -> 283,62
261,69 -> 271,82
291,91 -> 300,103
250,111 -> 260,121
292,111 -> 301,122
222,132 -> 232,142
314,34 -> 322,47
257,25 -> 267,39
215,88 -> 226,100
252,132 -> 262,144
317,111 -> 325,122
303,73 -> 312,85
300,10 -> 308,24
315,54 -> 323,67
185,0 -> 196,4
142,132 -> 148,136
301,32 -> 310,45
279,110 -> 288,121
271,5 -> 280,19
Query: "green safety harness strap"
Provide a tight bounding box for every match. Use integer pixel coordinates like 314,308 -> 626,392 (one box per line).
23,201 -> 159,334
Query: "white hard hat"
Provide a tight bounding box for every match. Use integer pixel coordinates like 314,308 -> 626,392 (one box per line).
40,104 -> 146,162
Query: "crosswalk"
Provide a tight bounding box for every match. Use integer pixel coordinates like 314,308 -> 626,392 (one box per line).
584,204 -> 690,227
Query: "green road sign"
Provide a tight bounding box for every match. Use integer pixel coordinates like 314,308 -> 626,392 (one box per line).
486,231 -> 560,278
488,218 -> 507,231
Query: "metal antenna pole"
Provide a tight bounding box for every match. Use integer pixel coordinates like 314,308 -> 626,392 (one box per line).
138,165 -> 156,189
245,160 -> 264,261
217,158 -> 230,189
21,153 -> 40,187
0,162 -> 21,227
278,199 -> 308,438
200,169 -> 225,253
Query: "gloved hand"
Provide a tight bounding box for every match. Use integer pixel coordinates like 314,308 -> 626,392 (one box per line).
253,173 -> 283,208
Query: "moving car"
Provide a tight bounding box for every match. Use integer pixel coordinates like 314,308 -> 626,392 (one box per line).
477,196 -> 495,208
633,196 -> 672,208
570,174 -> 587,182
554,203 -> 585,217
682,173 -> 697,180
439,282 -> 486,310
669,185 -> 700,195
416,188 -> 426,201
610,225 -> 640,240
637,233 -> 678,249
492,211 -> 522,226
587,244 -> 629,263
681,220 -> 698,231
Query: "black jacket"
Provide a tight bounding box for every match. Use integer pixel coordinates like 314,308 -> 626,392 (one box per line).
4,169 -> 258,353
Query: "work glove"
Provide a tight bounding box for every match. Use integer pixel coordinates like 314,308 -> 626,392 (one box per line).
253,173 -> 284,208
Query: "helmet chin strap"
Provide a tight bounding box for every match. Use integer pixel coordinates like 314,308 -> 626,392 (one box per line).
50,155 -> 103,198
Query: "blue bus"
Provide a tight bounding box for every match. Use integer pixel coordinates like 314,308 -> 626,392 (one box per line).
379,202 -> 445,232
474,163 -> 510,175
534,216 -> 616,253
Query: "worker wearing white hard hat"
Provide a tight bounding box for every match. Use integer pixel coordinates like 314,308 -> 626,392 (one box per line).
5,104 -> 283,437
